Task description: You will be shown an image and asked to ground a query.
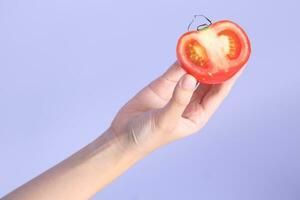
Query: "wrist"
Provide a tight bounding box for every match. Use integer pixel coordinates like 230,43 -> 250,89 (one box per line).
95,127 -> 147,164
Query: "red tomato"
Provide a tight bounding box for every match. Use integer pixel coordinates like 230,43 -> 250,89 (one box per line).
176,20 -> 251,84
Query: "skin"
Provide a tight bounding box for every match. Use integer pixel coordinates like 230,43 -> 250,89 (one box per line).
1,61 -> 244,200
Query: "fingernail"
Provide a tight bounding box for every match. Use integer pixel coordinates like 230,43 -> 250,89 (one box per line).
181,74 -> 197,90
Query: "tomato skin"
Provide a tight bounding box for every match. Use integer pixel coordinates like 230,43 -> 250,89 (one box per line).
176,20 -> 251,84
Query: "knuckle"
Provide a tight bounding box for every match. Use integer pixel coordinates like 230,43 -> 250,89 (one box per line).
173,94 -> 189,107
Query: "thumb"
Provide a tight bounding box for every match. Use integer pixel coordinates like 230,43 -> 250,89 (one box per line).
158,74 -> 197,127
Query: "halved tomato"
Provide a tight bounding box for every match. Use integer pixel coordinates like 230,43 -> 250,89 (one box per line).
176,20 -> 251,84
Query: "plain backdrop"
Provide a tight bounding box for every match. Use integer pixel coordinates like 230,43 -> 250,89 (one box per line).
0,0 -> 299,199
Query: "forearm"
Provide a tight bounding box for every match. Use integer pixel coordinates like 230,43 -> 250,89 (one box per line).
2,128 -> 143,200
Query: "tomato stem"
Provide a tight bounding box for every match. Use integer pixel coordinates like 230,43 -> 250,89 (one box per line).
187,14 -> 212,32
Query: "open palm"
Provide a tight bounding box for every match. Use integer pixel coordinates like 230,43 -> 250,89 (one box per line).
111,62 -> 243,153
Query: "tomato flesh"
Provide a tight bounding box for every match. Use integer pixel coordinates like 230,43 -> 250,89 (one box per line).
218,29 -> 242,59
176,20 -> 251,84
184,39 -> 208,68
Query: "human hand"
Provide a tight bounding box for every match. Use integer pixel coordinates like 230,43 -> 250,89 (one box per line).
110,61 -> 243,155
1,62 -> 244,200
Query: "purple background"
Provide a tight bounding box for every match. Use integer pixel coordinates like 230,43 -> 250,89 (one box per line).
0,0 -> 299,199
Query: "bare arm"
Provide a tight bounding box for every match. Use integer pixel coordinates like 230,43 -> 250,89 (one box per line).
2,129 -> 143,200
1,62 -> 243,200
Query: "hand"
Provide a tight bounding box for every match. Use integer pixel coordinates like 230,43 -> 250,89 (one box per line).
1,62 -> 244,200
111,61 -> 243,154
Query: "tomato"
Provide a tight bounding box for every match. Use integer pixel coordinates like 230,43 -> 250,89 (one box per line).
176,20 -> 251,84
